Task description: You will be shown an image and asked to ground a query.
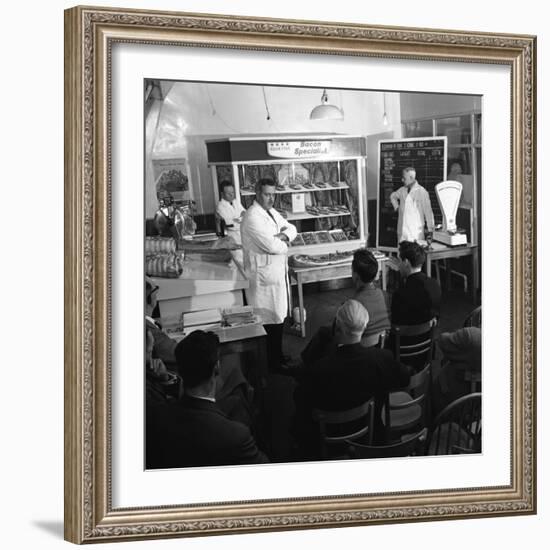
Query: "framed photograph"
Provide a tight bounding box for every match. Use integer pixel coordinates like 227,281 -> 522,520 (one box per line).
64,5 -> 536,544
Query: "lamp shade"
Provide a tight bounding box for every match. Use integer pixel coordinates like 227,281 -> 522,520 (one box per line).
309,89 -> 344,120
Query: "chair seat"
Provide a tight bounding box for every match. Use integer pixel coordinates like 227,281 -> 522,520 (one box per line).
383,392 -> 422,430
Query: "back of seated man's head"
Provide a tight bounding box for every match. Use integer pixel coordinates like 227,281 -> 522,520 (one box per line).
175,330 -> 220,389
399,240 -> 426,269
352,248 -> 378,284
335,299 -> 369,343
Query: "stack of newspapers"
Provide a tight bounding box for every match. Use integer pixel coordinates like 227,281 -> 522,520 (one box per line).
221,306 -> 259,327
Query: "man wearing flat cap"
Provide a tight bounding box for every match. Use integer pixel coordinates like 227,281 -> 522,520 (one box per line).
293,300 -> 412,455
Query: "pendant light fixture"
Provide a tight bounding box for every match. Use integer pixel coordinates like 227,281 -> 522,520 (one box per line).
309,88 -> 344,120
382,92 -> 389,126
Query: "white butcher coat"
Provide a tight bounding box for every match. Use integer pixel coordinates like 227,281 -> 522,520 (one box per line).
390,181 -> 435,243
216,198 -> 245,245
240,201 -> 297,325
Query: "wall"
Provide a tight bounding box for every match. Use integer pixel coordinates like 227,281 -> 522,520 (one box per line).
2,2 -> 547,550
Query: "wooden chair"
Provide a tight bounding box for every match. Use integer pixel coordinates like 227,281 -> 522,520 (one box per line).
346,428 -> 428,459
426,392 -> 482,455
382,362 -> 432,441
463,306 -> 482,328
312,399 -> 375,459
391,318 -> 437,367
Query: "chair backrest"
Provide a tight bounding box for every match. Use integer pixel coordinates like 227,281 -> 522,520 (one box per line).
383,363 -> 432,437
464,306 -> 482,328
313,398 -> 375,458
391,318 -> 437,366
346,428 -> 428,459
407,362 -> 432,400
427,393 -> 482,455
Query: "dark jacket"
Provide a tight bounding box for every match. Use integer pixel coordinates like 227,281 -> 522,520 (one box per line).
299,343 -> 411,412
146,395 -> 268,469
391,271 -> 441,325
295,343 -> 411,446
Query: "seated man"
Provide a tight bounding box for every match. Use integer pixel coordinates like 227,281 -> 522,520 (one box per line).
145,277 -> 177,369
386,241 -> 442,370
299,249 -> 390,367
389,241 -> 441,325
433,326 -> 482,413
351,248 -> 391,342
146,330 -> 269,469
145,329 -> 181,404
293,300 -> 412,456
145,277 -> 252,426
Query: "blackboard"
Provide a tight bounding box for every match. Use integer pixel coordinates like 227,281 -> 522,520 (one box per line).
377,137 -> 447,249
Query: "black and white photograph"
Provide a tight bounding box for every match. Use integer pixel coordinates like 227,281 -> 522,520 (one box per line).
144,81 -> 482,468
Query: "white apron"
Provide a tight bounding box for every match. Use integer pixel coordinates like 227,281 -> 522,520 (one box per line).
401,192 -> 424,242
240,202 -> 297,325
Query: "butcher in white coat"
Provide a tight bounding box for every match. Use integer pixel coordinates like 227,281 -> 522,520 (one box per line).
240,178 -> 297,371
215,180 -> 245,245
390,167 -> 435,244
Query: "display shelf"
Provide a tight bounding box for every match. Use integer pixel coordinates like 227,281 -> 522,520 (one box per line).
284,211 -> 351,221
206,134 -> 366,255
240,182 -> 350,196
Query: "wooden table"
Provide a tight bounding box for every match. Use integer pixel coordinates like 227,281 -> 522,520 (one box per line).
424,243 -> 479,304
289,256 -> 389,338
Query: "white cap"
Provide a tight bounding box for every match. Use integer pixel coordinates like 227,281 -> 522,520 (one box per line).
335,299 -> 369,336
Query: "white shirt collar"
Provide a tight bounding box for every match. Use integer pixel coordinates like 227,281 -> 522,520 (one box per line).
186,392 -> 216,403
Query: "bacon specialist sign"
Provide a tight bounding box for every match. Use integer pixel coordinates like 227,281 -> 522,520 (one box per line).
267,140 -> 331,158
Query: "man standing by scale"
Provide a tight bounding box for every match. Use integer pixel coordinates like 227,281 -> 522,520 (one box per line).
390,166 -> 435,244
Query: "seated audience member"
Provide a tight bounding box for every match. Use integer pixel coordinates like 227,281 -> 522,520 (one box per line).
351,248 -> 391,342
146,330 -> 269,469
300,249 -> 390,366
145,278 -> 253,426
390,241 -> 442,325
433,326 -> 482,413
145,329 -> 181,404
145,277 -> 177,369
293,300 -> 412,456
386,241 -> 441,370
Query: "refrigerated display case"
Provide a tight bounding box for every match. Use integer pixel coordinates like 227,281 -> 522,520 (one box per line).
205,134 -> 367,255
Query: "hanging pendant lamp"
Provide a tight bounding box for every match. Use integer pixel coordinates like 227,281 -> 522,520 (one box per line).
309,89 -> 344,120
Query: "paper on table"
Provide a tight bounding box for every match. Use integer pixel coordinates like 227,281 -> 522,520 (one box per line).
182,308 -> 221,327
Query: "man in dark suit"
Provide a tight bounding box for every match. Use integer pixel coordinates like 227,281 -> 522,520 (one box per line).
146,330 -> 268,469
293,300 -> 412,455
390,241 -> 441,325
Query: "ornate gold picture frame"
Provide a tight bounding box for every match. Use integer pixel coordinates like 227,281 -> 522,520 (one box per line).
64,5 -> 536,544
